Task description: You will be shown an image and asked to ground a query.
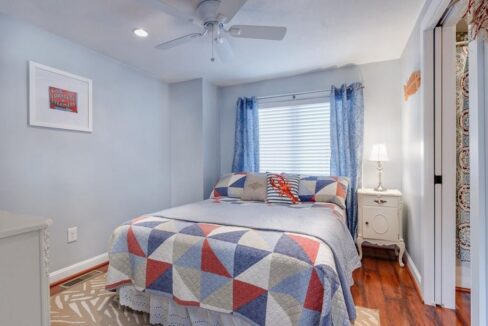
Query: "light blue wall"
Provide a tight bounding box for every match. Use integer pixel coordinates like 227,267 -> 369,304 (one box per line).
169,78 -> 220,205
169,79 -> 204,206
400,1 -> 431,283
203,80 -> 220,198
219,61 -> 403,191
0,13 -> 171,271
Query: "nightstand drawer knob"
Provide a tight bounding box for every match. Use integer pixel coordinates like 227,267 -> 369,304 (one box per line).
365,221 -> 369,225
374,199 -> 387,204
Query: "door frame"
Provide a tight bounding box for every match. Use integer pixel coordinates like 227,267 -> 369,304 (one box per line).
469,36 -> 487,326
421,0 -> 488,321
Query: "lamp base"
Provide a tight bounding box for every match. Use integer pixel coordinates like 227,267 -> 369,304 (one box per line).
374,184 -> 388,192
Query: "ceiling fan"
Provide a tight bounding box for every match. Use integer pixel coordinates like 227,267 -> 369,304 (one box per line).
141,0 -> 287,62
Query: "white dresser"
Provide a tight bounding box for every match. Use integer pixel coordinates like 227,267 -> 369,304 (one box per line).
357,189 -> 405,266
0,211 -> 51,326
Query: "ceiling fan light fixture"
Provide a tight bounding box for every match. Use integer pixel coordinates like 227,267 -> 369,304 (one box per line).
133,28 -> 149,38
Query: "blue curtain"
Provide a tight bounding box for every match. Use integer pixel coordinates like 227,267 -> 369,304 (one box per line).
232,97 -> 259,172
330,83 -> 364,236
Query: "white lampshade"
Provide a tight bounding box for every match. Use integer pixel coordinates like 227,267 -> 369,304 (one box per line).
369,144 -> 389,162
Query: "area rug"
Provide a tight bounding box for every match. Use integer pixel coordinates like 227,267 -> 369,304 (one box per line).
51,273 -> 380,325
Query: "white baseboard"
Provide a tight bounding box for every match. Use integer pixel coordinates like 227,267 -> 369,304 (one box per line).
405,251 -> 423,298
456,261 -> 471,289
50,252 -> 108,284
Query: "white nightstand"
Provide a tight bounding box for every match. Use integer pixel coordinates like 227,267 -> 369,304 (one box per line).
357,188 -> 405,267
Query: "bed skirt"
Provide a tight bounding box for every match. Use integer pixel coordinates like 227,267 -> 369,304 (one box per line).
118,286 -> 252,326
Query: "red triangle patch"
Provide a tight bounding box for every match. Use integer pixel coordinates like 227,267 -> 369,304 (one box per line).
130,215 -> 147,224
146,259 -> 171,287
201,239 -> 231,277
199,223 -> 220,237
288,234 -> 320,264
173,296 -> 200,307
127,226 -> 145,257
304,268 -> 324,312
233,279 -> 267,310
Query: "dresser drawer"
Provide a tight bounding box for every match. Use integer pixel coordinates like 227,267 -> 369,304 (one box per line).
362,195 -> 399,208
362,206 -> 399,241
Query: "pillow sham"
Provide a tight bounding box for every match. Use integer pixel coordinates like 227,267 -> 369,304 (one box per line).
298,176 -> 349,208
242,173 -> 267,201
210,173 -> 247,199
266,173 -> 300,205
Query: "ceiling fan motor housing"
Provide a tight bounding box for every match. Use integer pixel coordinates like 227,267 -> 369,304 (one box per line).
196,0 -> 221,23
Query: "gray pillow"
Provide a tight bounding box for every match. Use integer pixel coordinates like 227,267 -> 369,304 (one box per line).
241,173 -> 267,201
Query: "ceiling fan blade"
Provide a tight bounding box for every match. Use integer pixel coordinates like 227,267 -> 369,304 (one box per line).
155,32 -> 204,50
228,25 -> 287,40
139,0 -> 202,25
217,0 -> 247,23
215,37 -> 235,63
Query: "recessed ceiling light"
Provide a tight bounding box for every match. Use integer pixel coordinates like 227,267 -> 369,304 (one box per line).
133,28 -> 148,38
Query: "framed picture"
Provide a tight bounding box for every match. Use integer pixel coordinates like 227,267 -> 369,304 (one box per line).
29,61 -> 93,132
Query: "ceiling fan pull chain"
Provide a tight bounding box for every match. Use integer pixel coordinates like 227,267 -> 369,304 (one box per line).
211,25 -> 215,62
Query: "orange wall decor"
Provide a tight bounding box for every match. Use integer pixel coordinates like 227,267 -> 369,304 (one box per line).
404,70 -> 421,101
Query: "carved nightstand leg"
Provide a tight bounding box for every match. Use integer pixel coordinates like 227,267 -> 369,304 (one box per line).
357,236 -> 364,260
397,241 -> 405,267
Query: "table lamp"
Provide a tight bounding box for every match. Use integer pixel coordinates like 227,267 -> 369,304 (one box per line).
369,144 -> 389,192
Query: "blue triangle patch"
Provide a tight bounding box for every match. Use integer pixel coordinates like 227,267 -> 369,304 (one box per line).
201,272 -> 231,300
148,229 -> 175,256
210,230 -> 246,243
237,293 -> 267,326
234,245 -> 270,277
315,179 -> 335,192
207,238 -> 235,277
147,267 -> 172,293
299,195 -> 315,202
110,228 -> 128,253
215,187 -> 229,197
274,234 -> 311,264
180,224 -> 205,237
299,307 -> 321,325
135,221 -> 164,229
175,240 -> 203,269
129,255 -> 146,271
229,176 -> 246,188
270,268 -> 312,303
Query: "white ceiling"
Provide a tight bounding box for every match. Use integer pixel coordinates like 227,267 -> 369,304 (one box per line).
0,0 -> 424,86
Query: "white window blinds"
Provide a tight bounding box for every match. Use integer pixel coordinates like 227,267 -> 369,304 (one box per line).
258,101 -> 331,175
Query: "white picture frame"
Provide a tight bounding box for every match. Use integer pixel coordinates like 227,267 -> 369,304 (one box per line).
29,61 -> 93,132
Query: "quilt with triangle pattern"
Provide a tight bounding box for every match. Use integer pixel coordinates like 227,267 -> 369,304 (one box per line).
106,204 -> 354,325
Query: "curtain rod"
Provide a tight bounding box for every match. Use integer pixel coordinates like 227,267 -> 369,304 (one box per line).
259,95 -> 330,105
256,86 -> 365,101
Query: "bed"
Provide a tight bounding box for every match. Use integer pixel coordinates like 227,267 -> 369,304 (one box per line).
106,194 -> 360,326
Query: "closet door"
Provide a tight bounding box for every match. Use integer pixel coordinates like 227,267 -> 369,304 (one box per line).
434,25 -> 456,309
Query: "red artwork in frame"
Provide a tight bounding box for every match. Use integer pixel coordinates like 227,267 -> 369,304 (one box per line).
49,86 -> 78,113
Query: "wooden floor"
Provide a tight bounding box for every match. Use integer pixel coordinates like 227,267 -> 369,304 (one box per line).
354,247 -> 470,325
51,250 -> 470,325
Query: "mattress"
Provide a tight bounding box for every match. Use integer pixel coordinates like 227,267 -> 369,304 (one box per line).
106,198 -> 360,325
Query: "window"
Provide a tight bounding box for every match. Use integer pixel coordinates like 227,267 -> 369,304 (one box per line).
258,101 -> 331,175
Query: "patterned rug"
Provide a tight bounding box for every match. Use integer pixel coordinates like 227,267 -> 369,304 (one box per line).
51,273 -> 380,325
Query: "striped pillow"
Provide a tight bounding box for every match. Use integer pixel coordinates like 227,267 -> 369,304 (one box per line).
266,173 -> 300,205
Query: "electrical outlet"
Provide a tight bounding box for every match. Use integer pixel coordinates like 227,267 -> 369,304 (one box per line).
68,227 -> 78,243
